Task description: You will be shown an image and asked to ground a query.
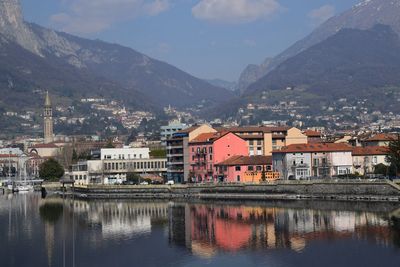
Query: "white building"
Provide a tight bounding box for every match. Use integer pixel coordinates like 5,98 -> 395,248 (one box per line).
100,147 -> 150,160
272,143 -> 353,180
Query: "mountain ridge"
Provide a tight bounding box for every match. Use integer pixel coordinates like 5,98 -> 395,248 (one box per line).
0,0 -> 233,110
238,0 -> 400,92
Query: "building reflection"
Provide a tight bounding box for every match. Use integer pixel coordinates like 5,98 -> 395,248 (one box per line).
168,203 -> 400,256
3,194 -> 396,266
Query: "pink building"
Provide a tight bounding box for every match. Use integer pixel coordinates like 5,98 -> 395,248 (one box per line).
215,155 -> 275,183
189,132 -> 248,182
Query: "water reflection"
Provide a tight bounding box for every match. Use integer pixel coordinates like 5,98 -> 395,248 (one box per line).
171,204 -> 397,256
0,193 -> 400,267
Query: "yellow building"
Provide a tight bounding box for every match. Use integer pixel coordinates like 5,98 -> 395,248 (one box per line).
220,126 -> 308,156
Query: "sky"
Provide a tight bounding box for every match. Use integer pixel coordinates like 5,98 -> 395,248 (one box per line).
20,0 -> 360,82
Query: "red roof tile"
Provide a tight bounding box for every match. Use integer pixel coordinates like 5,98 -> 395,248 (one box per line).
304,130 -> 322,137
275,143 -> 353,153
216,155 -> 272,166
365,133 -> 397,142
352,146 -> 389,156
190,131 -> 234,144
30,143 -> 59,149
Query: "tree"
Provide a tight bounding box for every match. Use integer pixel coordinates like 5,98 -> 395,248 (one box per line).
386,134 -> 400,176
72,149 -> 78,163
150,149 -> 166,158
39,158 -> 65,181
127,172 -> 141,184
261,165 -> 267,182
374,163 -> 388,175
105,139 -> 115,148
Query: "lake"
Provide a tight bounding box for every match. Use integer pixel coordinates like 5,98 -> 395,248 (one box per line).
1,193 -> 400,267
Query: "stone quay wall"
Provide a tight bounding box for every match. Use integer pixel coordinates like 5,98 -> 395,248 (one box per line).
71,180 -> 400,202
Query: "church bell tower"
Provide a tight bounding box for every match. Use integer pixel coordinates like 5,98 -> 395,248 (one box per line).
43,91 -> 54,144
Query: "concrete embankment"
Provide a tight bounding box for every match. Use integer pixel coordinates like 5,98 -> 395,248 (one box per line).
72,180 -> 400,202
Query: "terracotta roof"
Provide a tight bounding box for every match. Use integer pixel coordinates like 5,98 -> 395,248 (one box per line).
352,146 -> 389,156
304,130 -> 322,137
365,133 -> 397,142
275,143 -> 353,153
216,155 -> 272,166
30,143 -> 59,149
190,131 -> 232,144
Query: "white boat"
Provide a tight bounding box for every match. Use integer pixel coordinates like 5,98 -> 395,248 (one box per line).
17,184 -> 34,192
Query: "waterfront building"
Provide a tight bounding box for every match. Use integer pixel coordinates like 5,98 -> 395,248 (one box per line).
352,146 -> 389,175
272,143 -> 353,180
43,91 -> 54,144
160,120 -> 187,146
166,124 -> 217,183
68,157 -> 167,185
219,126 -> 307,156
189,132 -> 248,182
215,155 -> 278,183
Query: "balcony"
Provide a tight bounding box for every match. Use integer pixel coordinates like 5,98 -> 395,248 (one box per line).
167,145 -> 182,150
167,153 -> 184,157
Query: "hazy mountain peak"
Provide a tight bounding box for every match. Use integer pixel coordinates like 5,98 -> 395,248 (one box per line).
238,0 -> 400,92
0,0 -> 41,55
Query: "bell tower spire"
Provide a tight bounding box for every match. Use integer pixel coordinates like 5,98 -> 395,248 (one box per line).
43,91 -> 54,144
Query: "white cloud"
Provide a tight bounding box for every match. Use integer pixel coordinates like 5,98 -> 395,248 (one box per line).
192,0 -> 281,24
50,0 -> 171,34
308,5 -> 336,24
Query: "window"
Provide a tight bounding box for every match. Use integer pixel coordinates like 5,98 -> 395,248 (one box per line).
197,147 -> 200,153
209,147 -> 213,154
293,160 -> 296,166
237,175 -> 241,182
192,155 -> 195,161
248,166 -> 254,171
256,166 -> 262,171
296,169 -> 309,178
210,155 -> 213,161
249,140 -> 254,145
257,140 -> 262,145
235,166 -> 241,171
192,147 -> 194,152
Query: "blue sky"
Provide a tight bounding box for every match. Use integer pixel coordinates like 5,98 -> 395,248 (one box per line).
21,0 -> 360,81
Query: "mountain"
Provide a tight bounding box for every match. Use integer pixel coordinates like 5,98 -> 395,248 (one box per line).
246,24 -> 400,97
0,0 -> 232,111
204,79 -> 238,91
238,0 -> 400,91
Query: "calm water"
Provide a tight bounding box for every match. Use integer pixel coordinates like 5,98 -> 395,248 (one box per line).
1,193 -> 400,267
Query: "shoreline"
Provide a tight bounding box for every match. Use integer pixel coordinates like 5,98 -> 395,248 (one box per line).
56,180 -> 400,203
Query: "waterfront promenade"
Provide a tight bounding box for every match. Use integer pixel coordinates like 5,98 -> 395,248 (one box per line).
58,180 -> 400,202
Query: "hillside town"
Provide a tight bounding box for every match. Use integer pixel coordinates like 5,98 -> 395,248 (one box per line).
1,93 -> 398,186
